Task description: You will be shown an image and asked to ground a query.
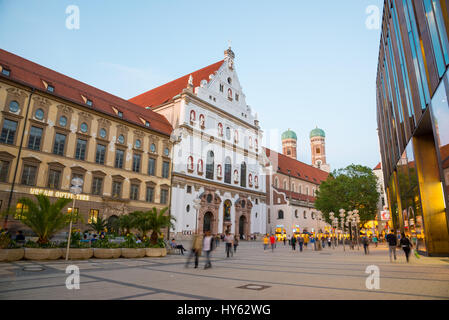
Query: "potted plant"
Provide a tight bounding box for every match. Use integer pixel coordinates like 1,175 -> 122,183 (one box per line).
120,234 -> 145,258
131,207 -> 174,257
0,232 -> 24,262
60,230 -> 93,260
5,194 -> 72,260
92,237 -> 121,259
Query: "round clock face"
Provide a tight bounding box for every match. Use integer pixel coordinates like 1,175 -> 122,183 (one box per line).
9,101 -> 19,113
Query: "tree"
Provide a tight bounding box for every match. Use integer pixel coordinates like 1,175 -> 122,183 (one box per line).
8,194 -> 72,244
131,207 -> 174,245
315,164 -> 380,225
119,214 -> 135,235
88,215 -> 108,234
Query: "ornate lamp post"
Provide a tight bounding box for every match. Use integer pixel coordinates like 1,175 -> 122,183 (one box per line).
353,209 -> 360,250
66,177 -> 83,261
346,211 -> 354,250
329,212 -> 335,249
339,209 -> 346,251
193,198 -> 202,234
315,211 -> 322,251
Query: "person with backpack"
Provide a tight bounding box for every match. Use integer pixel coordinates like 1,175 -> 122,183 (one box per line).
362,235 -> 370,255
386,230 -> 397,262
400,232 -> 413,263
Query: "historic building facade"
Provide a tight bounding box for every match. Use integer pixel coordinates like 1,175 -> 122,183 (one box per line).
265,129 -> 330,236
376,0 -> 449,255
0,49 -> 173,232
130,48 -> 268,239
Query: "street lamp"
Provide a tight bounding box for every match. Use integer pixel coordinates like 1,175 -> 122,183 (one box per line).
329,211 -> 335,248
315,211 -> 322,251
193,198 -> 201,234
339,209 -> 346,251
66,177 -> 83,261
353,209 -> 360,249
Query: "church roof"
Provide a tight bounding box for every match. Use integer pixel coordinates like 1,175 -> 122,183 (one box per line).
373,162 -> 381,170
264,148 -> 329,184
281,129 -> 297,140
310,127 -> 325,138
0,49 -> 173,136
129,60 -> 224,108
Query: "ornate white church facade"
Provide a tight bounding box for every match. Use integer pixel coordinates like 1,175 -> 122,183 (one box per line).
130,48 -> 269,238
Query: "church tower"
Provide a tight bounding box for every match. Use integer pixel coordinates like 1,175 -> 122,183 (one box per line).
310,127 -> 330,172
281,129 -> 297,159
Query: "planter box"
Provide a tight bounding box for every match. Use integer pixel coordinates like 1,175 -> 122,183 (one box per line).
61,248 -> 94,260
145,247 -> 167,257
93,248 -> 121,259
0,248 -> 25,262
121,248 -> 146,258
24,248 -> 62,260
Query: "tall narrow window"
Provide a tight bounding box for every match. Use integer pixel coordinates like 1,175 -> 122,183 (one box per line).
115,149 -> 124,169
21,165 -> 37,186
162,161 -> 170,178
112,181 -> 122,198
95,144 -> 106,165
240,162 -> 246,187
224,157 -> 232,184
47,169 -> 61,189
0,160 -> 10,182
53,133 -> 66,156
75,138 -> 87,160
130,184 -> 139,200
28,126 -> 43,151
146,186 -> 154,202
132,154 -> 141,173
206,151 -> 214,180
92,177 -> 103,195
0,119 -> 18,145
148,158 -> 156,176
160,189 -> 168,204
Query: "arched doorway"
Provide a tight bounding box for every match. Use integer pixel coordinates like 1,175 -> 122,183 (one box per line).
223,200 -> 232,233
239,215 -> 247,239
203,212 -> 213,233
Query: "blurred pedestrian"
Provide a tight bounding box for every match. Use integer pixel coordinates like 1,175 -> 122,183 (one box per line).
362,235 -> 370,254
373,235 -> 378,247
233,234 -> 239,253
283,236 -> 286,246
185,233 -> 203,268
304,233 -> 309,248
298,235 -> 304,252
386,230 -> 397,262
270,234 -> 276,252
291,234 -> 296,251
203,231 -> 214,269
327,236 -> 331,248
224,232 -> 233,258
263,234 -> 269,250
400,232 -> 412,263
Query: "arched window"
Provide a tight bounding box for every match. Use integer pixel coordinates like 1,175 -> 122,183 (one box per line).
298,185 -> 302,194
274,177 -> 278,188
295,210 -> 298,218
224,157 -> 232,184
305,187 -> 309,195
240,162 -> 246,187
278,210 -> 284,219
206,151 -> 214,180
291,183 -> 295,193
283,180 -> 287,189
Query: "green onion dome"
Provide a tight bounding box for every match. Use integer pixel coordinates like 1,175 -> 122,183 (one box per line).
310,127 -> 325,138
281,129 -> 297,140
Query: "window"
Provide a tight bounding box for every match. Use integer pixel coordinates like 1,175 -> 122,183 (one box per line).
206,151 -> 214,180
145,121 -> 150,127
146,187 -> 154,202
186,185 -> 192,194
47,169 -> 61,189
135,139 -> 141,149
112,181 -> 122,198
240,162 -> 246,187
224,157 -> 232,184
35,109 -> 44,120
88,209 -> 99,224
118,134 -> 125,144
52,133 -> 66,156
150,143 -> 156,153
304,211 -> 307,219
28,126 -> 43,151
95,144 -> 106,165
115,149 -> 124,168
235,93 -> 239,101
99,128 -> 107,139
295,210 -> 298,218
274,177 -> 278,188
118,111 -> 123,118
0,160 -> 10,182
21,164 -> 37,186
75,139 -> 87,160
92,177 -> 103,195
148,158 -> 156,176
1,68 -> 10,76
162,161 -> 170,178
47,85 -> 54,93
59,116 -> 67,127
86,99 -> 93,107
80,123 -> 88,133
311,212 -> 315,220
160,189 -> 168,204
132,154 -> 141,173
220,84 -> 224,92
278,210 -> 284,219
226,127 -> 231,140
130,184 -> 139,200
164,147 -> 169,156
0,119 -> 18,145
9,101 -> 19,113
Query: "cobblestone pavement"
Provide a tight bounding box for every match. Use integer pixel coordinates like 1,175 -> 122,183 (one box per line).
0,241 -> 448,300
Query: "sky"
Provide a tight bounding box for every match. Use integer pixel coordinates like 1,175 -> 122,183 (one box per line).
0,0 -> 384,170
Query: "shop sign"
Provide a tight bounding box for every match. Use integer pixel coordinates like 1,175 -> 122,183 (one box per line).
29,188 -> 90,201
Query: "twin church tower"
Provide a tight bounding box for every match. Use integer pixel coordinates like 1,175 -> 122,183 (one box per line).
281,127 -> 330,172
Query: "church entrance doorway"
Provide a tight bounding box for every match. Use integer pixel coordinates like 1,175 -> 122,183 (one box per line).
239,215 -> 246,239
203,212 -> 213,233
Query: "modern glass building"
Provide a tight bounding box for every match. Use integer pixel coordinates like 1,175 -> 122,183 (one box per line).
376,0 -> 449,256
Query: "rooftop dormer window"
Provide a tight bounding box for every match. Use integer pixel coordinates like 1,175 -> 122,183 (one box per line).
118,111 -> 123,118
1,67 -> 10,76
145,121 -> 150,127
86,99 -> 93,107
47,85 -> 54,93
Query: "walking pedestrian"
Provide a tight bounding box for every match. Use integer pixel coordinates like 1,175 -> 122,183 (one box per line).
224,232 -> 233,258
215,234 -> 220,248
283,236 -> 286,246
386,230 -> 397,262
203,231 -> 214,269
362,235 -> 369,255
321,235 -> 326,249
291,234 -> 296,251
298,235 -> 304,252
185,233 -> 203,268
270,234 -> 276,252
400,232 -> 413,263
373,235 -> 378,247
263,234 -> 269,250
327,236 -> 331,248
233,234 -> 239,253
304,233 -> 309,249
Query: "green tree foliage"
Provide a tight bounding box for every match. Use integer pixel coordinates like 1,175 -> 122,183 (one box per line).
6,194 -> 72,244
130,207 -> 174,245
88,215 -> 108,234
315,164 -> 379,224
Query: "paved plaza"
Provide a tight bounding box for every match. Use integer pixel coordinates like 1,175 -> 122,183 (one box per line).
0,241 -> 448,300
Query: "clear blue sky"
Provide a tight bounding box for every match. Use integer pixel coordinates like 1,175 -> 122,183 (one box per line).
0,0 -> 384,170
